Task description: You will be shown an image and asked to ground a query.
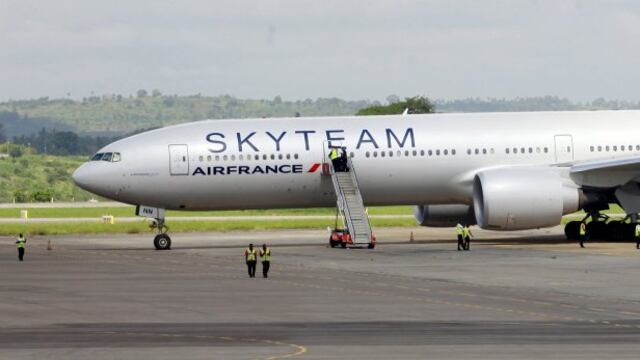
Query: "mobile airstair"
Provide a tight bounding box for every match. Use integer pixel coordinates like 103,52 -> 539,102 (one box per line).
328,155 -> 375,249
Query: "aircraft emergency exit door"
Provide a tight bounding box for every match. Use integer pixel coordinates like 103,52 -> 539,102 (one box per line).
169,144 -> 190,175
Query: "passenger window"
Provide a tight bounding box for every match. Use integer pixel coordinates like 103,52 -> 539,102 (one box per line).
388,151 -> 393,157
613,146 -> 617,152
404,150 -> 409,157
428,150 -> 433,156
482,148 -> 487,155
223,155 -> 228,161
112,152 -> 121,162
544,147 -> 548,153
207,155 -> 212,161
373,151 -> 378,158
286,154 -> 291,160
420,150 -> 425,156
239,155 -> 243,161
397,150 -> 401,157
381,151 -> 386,158
436,150 -> 440,156
597,146 -> 602,152
489,148 -> 494,154
590,146 -> 594,152
637,145 -> 640,151
351,152 -> 355,158
412,150 -> 417,156
474,149 -> 479,155
262,154 -> 267,160
294,154 -> 299,159
513,148 -> 517,154
467,149 -> 472,155
505,148 -> 510,154
102,152 -> 113,162
528,148 -> 533,153
452,149 -> 456,155
366,151 -> 370,158
606,146 -> 610,151
215,155 -> 220,161
91,153 -> 103,161
536,147 -> 541,153
444,149 -> 448,155
199,155 -> 203,161
278,154 -> 283,160
520,147 -> 525,154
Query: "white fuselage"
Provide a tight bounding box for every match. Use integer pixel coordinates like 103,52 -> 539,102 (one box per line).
72,111 -> 640,211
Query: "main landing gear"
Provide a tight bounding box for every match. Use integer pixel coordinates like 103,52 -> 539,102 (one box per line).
150,218 -> 171,250
565,212 -> 638,242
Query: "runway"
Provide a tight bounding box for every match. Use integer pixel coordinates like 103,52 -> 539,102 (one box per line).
1,227 -> 640,359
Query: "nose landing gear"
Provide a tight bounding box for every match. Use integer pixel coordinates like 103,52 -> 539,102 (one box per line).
150,218 -> 171,250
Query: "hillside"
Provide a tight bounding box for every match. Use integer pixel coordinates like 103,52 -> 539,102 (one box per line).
0,94 -> 373,135
0,146 -> 90,202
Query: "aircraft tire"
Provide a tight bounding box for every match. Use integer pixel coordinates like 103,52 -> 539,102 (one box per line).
564,221 -> 581,240
367,243 -> 375,249
154,234 -> 172,250
586,221 -> 607,240
329,238 -> 338,248
340,242 -> 347,249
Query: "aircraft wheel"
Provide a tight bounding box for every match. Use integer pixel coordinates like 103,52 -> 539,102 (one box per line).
367,243 -> 375,249
586,221 -> 607,240
564,221 -> 581,240
329,238 -> 338,248
340,241 -> 347,249
154,234 -> 172,250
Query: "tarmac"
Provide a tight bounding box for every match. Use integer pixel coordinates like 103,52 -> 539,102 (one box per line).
1,226 -> 640,359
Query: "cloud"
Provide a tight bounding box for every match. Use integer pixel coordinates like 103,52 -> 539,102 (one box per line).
2,0 -> 640,101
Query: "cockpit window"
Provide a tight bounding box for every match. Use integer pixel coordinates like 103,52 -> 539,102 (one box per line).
112,152 -> 121,162
101,152 -> 113,162
91,153 -> 103,161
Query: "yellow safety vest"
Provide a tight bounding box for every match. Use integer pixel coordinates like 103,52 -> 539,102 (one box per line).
462,227 -> 471,238
246,249 -> 256,261
579,223 -> 586,236
16,237 -> 26,249
329,149 -> 339,160
456,225 -> 463,236
635,224 -> 640,237
260,248 -> 271,262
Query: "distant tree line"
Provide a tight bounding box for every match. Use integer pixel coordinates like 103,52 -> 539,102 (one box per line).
10,128 -> 117,156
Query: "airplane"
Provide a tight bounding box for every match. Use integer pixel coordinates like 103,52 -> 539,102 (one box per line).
73,110 -> 640,250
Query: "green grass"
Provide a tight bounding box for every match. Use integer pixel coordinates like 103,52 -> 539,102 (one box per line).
0,206 -> 414,218
0,217 -> 417,236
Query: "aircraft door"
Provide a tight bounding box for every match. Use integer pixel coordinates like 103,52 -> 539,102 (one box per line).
168,144 -> 190,175
554,135 -> 574,163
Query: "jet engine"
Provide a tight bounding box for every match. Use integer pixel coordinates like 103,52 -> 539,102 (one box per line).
414,204 -> 476,227
473,168 -> 581,230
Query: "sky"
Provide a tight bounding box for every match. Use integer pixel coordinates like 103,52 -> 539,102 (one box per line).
1,0 -> 640,102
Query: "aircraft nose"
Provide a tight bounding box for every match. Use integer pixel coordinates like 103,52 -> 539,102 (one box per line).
72,163 -> 92,190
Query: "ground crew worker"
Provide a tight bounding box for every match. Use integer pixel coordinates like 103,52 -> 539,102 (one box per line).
244,244 -> 257,278
462,225 -> 472,251
340,148 -> 349,172
260,244 -> 271,278
635,223 -> 640,249
456,223 -> 464,251
329,147 -> 341,172
579,222 -> 587,248
16,233 -> 26,261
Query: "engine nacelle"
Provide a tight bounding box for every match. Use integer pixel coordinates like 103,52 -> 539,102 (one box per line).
414,204 -> 476,227
473,168 -> 581,230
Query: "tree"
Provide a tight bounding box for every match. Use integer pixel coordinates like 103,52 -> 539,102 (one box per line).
356,96 -> 434,116
0,122 -> 5,142
136,89 -> 148,98
152,89 -> 162,97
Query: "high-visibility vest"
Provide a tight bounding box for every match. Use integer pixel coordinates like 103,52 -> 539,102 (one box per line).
16,237 -> 26,249
635,224 -> 640,237
462,227 -> 471,238
260,248 -> 271,262
456,224 -> 463,236
246,249 -> 256,261
579,223 -> 586,236
329,149 -> 339,160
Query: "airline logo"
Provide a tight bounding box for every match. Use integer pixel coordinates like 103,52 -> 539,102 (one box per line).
192,163 -> 322,176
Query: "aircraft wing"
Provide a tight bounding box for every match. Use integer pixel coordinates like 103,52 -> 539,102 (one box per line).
570,155 -> 640,188
569,155 -> 640,214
